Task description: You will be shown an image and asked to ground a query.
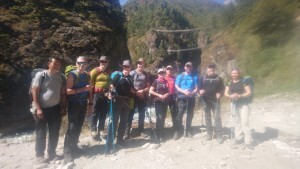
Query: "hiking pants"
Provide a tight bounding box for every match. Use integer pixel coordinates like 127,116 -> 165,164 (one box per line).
168,94 -> 178,129
234,104 -> 253,144
127,95 -> 146,133
155,101 -> 168,138
175,97 -> 195,132
64,101 -> 86,154
109,98 -> 130,142
34,104 -> 61,157
204,98 -> 222,137
90,93 -> 108,132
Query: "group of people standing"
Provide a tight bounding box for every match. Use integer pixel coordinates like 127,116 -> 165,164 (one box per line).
31,55 -> 254,164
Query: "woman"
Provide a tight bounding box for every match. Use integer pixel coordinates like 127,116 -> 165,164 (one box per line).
149,68 -> 170,141
224,68 -> 254,150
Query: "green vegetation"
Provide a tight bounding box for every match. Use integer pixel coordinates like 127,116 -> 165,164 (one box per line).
125,0 -> 300,95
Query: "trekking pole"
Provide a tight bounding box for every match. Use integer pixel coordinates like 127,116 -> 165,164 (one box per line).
147,101 -> 160,145
199,96 -> 206,131
230,100 -> 236,141
183,97 -> 189,141
105,96 -> 115,156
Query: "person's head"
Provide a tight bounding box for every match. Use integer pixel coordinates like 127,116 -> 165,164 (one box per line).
206,63 -> 216,76
99,55 -> 109,70
184,62 -> 193,73
230,68 -> 241,80
157,68 -> 166,79
166,65 -> 173,76
76,56 -> 88,72
122,60 -> 132,75
47,56 -> 63,72
136,58 -> 145,70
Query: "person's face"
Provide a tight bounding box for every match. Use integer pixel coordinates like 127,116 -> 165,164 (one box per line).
231,70 -> 240,80
123,65 -> 131,74
158,72 -> 165,78
137,61 -> 145,70
76,58 -> 87,71
166,67 -> 173,75
99,60 -> 108,70
185,65 -> 192,73
206,67 -> 216,76
48,59 -> 61,72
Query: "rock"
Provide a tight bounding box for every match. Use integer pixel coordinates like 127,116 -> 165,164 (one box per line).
63,162 -> 75,169
219,161 -> 227,168
142,143 -> 150,149
33,163 -> 49,169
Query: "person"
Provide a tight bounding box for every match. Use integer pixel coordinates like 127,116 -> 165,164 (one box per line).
149,68 -> 170,141
126,58 -> 150,138
164,65 -> 177,129
31,57 -> 66,163
199,63 -> 225,144
109,60 -> 136,147
224,68 -> 254,150
174,62 -> 198,140
89,56 -> 110,140
64,56 -> 93,162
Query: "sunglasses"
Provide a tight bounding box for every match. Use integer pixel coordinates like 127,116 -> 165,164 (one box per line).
166,68 -> 173,70
158,72 -> 165,75
123,66 -> 130,68
100,61 -> 108,63
77,62 -> 87,65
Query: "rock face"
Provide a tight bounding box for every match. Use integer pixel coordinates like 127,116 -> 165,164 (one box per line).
0,1 -> 129,128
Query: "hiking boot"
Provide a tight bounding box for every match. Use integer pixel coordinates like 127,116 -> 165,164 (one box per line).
245,144 -> 254,150
47,153 -> 61,162
140,131 -> 148,138
100,130 -> 107,136
173,131 -> 180,140
64,152 -> 73,163
91,131 -> 98,140
186,131 -> 193,138
217,136 -> 223,144
72,147 -> 84,155
206,132 -> 212,141
124,132 -> 132,140
35,156 -> 48,164
116,140 -> 128,147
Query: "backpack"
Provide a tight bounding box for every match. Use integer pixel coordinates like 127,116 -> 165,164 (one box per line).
29,69 -> 65,114
28,69 -> 46,99
65,65 -> 89,86
242,76 -> 254,103
228,76 -> 254,103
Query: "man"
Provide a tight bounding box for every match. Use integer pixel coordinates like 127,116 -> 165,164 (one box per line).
31,57 -> 66,163
89,56 -> 110,140
174,62 -> 198,140
165,65 -> 177,130
126,58 -> 150,138
199,63 -> 224,144
64,56 -> 93,162
110,60 -> 136,147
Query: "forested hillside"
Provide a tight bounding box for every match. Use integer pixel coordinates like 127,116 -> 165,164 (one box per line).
0,0 -> 129,127
124,0 -> 300,94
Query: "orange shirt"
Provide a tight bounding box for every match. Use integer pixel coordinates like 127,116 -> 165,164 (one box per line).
165,75 -> 176,94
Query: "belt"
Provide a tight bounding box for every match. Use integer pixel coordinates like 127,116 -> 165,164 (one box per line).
94,88 -> 108,93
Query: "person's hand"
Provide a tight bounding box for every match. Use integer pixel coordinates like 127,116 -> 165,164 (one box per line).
107,92 -> 112,100
183,90 -> 190,96
229,93 -> 239,99
199,89 -> 205,96
60,108 -> 66,116
85,85 -> 91,91
36,108 -> 44,119
86,105 -> 93,115
216,93 -> 221,99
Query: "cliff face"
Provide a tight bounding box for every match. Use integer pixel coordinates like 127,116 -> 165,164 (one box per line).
0,0 -> 129,127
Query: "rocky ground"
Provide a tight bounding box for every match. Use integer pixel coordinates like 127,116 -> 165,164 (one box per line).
0,92 -> 300,169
